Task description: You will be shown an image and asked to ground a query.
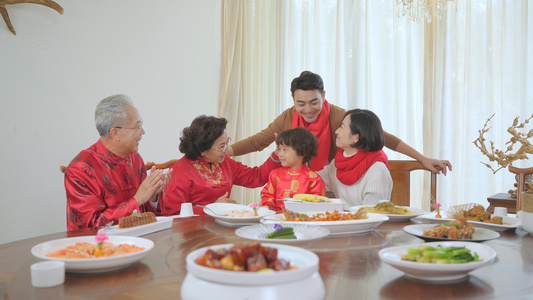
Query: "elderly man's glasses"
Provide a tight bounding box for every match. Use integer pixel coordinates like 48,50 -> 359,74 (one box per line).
115,121 -> 144,131
212,138 -> 231,152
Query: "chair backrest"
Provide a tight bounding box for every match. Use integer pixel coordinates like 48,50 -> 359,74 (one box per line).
508,165 -> 533,212
60,159 -> 178,174
388,160 -> 437,208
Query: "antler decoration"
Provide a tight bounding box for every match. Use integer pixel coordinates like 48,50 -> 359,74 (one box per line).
473,113 -> 533,174
0,0 -> 63,35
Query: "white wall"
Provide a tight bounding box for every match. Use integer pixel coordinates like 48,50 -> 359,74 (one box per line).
0,0 -> 222,244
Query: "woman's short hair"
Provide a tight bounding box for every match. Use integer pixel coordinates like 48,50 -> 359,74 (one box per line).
275,127 -> 318,164
345,109 -> 384,152
290,71 -> 324,95
95,94 -> 133,137
179,115 -> 228,160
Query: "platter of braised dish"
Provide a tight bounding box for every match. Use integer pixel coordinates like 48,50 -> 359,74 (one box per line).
261,209 -> 389,235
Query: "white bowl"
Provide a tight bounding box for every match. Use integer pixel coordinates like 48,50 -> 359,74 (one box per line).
186,243 -> 319,285
235,223 -> 329,247
379,241 -> 497,282
283,198 -> 345,212
521,211 -> 533,234
204,203 -> 276,224
31,236 -> 154,273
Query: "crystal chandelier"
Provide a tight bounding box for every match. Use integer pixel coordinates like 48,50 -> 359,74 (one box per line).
396,0 -> 456,23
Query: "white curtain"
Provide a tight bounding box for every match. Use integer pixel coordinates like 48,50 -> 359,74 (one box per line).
221,0 -> 532,210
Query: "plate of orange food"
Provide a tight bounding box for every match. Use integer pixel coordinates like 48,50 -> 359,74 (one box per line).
403,218 -> 500,242
260,209 -> 389,235
31,235 -> 154,273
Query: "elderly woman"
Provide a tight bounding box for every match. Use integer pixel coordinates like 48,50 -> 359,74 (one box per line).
163,115 -> 281,216
318,109 -> 393,206
64,94 -> 172,230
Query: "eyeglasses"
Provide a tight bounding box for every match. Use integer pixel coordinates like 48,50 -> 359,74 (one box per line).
212,138 -> 231,152
115,121 -> 144,131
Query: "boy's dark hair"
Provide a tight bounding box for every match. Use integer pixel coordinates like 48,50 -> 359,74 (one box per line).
290,71 -> 324,95
275,127 -> 318,164
179,115 -> 228,160
345,109 -> 384,152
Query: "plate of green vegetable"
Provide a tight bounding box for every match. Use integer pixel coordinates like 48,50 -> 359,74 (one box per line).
379,241 -> 497,282
235,223 -> 329,247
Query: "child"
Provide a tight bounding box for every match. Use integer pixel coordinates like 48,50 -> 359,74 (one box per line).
261,127 -> 326,212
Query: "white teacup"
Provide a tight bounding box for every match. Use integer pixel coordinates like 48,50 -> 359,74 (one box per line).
493,207 -> 508,217
31,261 -> 65,288
521,211 -> 533,235
180,203 -> 194,217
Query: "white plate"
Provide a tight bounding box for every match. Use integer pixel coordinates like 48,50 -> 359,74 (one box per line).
261,212 -> 389,235
379,241 -> 497,282
283,198 -> 345,212
235,223 -> 330,247
98,216 -> 172,236
186,243 -> 319,285
204,203 -> 276,224
31,236 -> 154,273
416,212 -> 521,231
349,205 -> 428,221
403,224 -> 500,242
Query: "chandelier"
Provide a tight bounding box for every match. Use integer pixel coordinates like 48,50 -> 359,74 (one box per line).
396,0 -> 456,23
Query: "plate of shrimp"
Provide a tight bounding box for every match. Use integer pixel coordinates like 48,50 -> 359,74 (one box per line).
31,235 -> 154,273
403,218 -> 500,242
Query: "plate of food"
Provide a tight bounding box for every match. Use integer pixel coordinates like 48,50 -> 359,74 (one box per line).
281,194 -> 346,212
203,203 -> 276,226
379,241 -> 497,282
235,223 -> 330,247
98,214 -> 173,236
182,242 -> 325,300
31,235 -> 154,273
260,210 -> 389,235
349,202 -> 428,221
417,211 -> 521,232
403,219 -> 500,242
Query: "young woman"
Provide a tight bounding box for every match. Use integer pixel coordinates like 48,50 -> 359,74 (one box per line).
318,109 -> 392,206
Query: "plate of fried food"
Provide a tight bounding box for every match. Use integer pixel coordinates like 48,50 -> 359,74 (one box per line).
261,209 -> 389,235
98,212 -> 173,237
349,201 -> 428,221
31,235 -> 154,273
379,241 -> 497,282
416,203 -> 521,231
403,218 -> 500,242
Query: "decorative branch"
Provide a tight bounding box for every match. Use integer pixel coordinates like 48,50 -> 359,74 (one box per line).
473,113 -> 533,174
0,0 -> 63,35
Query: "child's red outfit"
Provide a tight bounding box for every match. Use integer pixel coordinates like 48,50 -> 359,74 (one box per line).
261,164 -> 326,213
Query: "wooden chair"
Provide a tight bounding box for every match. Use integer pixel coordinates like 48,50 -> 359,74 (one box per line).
508,165 -> 533,212
388,160 -> 438,208
60,159 -> 178,173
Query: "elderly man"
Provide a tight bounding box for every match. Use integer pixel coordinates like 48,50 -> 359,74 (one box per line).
64,94 -> 172,230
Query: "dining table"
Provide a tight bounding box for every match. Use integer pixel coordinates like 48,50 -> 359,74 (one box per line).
2,214 -> 533,300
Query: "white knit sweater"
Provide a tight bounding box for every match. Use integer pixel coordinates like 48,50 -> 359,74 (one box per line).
318,160 -> 393,208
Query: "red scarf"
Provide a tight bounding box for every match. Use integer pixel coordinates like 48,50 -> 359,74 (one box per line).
334,148 -> 389,185
291,100 -> 331,171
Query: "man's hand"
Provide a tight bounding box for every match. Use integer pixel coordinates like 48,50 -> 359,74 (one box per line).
215,192 -> 238,204
134,166 -> 164,206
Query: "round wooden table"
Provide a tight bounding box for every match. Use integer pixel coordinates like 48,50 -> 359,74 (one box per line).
2,215 -> 533,299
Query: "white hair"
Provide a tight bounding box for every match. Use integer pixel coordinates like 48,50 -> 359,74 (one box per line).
95,94 -> 133,137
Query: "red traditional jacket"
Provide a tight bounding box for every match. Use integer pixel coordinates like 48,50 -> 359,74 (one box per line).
64,140 -> 157,231
260,164 -> 326,213
163,154 -> 280,216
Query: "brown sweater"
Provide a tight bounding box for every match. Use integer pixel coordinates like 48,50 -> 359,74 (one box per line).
231,104 -> 402,164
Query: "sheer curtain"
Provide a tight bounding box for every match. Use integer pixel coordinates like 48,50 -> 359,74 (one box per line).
221,0 -> 532,209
